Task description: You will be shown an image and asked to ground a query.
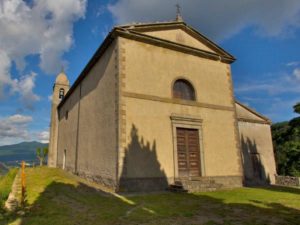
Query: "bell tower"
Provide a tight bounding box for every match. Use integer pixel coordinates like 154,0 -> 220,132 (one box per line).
48,70 -> 70,167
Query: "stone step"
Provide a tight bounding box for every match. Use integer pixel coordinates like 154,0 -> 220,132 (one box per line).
172,178 -> 224,192
176,177 -> 216,184
167,184 -> 188,193
169,184 -> 185,190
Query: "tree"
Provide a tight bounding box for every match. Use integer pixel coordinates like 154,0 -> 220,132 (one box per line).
42,147 -> 49,165
36,148 -> 42,166
272,102 -> 300,177
36,147 -> 48,166
294,102 -> 300,114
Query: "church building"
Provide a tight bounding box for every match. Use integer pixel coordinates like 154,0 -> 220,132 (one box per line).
48,15 -> 277,192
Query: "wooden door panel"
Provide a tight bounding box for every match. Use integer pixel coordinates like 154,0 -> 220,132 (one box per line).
176,128 -> 201,177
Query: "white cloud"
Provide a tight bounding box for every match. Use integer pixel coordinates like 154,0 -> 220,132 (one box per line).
235,69 -> 300,95
11,72 -> 40,110
0,51 -> 13,99
286,61 -> 300,67
96,5 -> 106,17
0,114 -> 32,141
0,114 -> 51,145
7,114 -> 33,124
259,98 -> 298,122
293,68 -> 300,81
108,0 -> 300,41
48,95 -> 53,102
234,68 -> 300,120
0,0 -> 87,107
36,130 -> 49,144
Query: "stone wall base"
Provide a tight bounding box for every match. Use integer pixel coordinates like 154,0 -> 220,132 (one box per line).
118,177 -> 170,192
76,170 -> 117,191
118,176 -> 243,193
177,176 -> 243,192
58,167 -> 244,193
275,175 -> 300,187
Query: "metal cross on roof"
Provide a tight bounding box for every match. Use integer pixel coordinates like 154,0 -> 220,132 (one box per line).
175,3 -> 183,22
61,65 -> 65,73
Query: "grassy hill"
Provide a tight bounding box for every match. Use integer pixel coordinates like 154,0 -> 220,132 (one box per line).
2,167 -> 300,225
0,142 -> 48,166
0,168 -> 18,210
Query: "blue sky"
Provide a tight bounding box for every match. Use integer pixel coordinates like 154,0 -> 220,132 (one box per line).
0,0 -> 299,145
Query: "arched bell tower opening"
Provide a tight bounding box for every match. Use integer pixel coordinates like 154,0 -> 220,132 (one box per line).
48,70 -> 70,167
59,88 -> 65,99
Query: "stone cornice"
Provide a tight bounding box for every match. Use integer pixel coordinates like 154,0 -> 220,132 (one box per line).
118,21 -> 235,60
237,117 -> 271,125
123,91 -> 235,112
115,28 -> 235,64
170,114 -> 203,123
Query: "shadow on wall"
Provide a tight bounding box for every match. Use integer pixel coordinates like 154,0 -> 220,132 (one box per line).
118,124 -> 168,192
58,42 -> 115,116
56,44 -> 116,173
241,135 -> 270,186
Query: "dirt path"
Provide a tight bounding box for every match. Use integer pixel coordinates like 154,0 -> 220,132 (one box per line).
5,170 -> 21,211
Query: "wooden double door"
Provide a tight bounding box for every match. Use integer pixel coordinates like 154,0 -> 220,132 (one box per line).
176,128 -> 201,177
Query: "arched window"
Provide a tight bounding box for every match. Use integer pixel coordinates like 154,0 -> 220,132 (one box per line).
173,79 -> 196,101
59,88 -> 65,99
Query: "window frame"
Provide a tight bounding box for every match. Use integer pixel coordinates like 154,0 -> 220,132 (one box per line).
172,78 -> 197,101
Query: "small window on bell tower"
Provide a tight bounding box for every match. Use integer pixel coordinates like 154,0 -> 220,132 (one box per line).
59,88 -> 65,99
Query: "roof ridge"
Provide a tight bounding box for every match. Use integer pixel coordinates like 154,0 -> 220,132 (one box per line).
117,20 -> 184,29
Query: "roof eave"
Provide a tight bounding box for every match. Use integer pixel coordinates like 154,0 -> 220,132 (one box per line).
235,100 -> 272,124
115,28 -> 235,64
119,21 -> 235,60
57,29 -> 117,109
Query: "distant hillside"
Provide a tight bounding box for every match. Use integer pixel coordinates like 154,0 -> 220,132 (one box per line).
0,141 -> 48,165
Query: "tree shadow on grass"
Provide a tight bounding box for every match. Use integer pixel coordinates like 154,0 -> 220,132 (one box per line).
1,181 -> 298,225
254,185 -> 300,195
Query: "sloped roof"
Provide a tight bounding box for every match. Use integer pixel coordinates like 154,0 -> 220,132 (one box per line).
58,20 -> 235,109
117,21 -> 235,60
235,101 -> 271,125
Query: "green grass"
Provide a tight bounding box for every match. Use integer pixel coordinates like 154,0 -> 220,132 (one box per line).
3,167 -> 300,225
0,168 -> 18,207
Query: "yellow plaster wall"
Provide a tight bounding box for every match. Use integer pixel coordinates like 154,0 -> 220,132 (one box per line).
123,38 -> 233,107
122,98 -> 241,178
119,37 -> 242,179
239,122 -> 277,184
144,29 -> 216,53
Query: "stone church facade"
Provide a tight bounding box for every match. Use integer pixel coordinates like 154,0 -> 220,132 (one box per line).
48,19 -> 277,192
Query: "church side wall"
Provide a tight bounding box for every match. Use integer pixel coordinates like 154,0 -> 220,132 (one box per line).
57,87 -> 80,172
238,121 -> 277,184
57,41 -> 118,190
117,38 -> 243,191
